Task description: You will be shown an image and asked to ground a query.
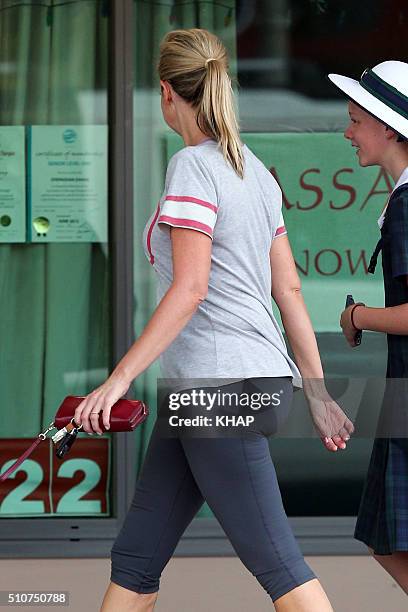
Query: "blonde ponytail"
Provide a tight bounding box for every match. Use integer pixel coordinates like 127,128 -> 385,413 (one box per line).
158,29 -> 244,179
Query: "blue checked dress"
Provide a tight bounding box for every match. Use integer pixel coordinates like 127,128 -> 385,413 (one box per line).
354,183 -> 408,554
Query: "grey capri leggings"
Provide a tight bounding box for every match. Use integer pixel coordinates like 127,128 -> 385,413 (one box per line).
110,377 -> 316,603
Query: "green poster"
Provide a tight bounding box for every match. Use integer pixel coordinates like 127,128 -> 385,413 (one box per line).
0,127 -> 26,243
166,133 -> 389,331
28,126 -> 108,243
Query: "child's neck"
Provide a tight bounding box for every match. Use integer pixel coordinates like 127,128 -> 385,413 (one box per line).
381,149 -> 408,183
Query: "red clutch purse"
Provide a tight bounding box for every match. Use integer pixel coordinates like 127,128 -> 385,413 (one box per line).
0,396 -> 149,482
54,395 -> 149,432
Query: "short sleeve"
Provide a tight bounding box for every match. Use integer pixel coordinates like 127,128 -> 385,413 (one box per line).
158,151 -> 218,239
387,189 -> 408,279
273,210 -> 287,240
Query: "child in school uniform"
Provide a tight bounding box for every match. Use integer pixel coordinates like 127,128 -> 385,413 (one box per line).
329,61 -> 408,593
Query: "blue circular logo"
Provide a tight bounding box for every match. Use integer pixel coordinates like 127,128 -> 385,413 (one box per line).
63,129 -> 77,144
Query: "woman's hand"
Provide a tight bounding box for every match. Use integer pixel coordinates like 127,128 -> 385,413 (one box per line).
340,304 -> 364,347
303,379 -> 355,452
73,372 -> 131,434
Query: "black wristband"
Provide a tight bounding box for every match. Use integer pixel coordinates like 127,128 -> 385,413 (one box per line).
350,303 -> 364,331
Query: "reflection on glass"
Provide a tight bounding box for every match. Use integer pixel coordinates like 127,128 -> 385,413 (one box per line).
236,0 -> 408,132
0,1 -> 111,519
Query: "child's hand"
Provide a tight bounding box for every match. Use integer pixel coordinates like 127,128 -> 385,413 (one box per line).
340,303 -> 364,347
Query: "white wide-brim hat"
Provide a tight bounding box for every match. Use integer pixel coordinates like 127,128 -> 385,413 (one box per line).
328,61 -> 408,139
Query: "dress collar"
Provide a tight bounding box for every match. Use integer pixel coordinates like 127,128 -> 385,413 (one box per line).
378,166 -> 408,228
392,166 -> 408,194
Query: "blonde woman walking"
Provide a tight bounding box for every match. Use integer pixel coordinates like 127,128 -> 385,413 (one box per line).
73,29 -> 352,611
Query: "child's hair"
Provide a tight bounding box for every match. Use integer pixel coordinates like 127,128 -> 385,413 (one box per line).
158,28 -> 244,179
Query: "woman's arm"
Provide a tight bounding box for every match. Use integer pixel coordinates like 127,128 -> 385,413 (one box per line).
270,235 -> 353,450
269,235 -> 323,379
74,227 -> 212,433
114,227 -> 212,383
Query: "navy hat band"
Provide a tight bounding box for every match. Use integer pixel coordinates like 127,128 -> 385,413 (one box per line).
360,68 -> 408,121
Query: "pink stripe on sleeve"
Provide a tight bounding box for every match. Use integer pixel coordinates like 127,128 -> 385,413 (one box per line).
146,202 -> 161,264
165,195 -> 218,213
274,225 -> 286,237
158,215 -> 213,237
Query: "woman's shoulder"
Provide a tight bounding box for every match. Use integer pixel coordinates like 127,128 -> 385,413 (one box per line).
164,143 -> 219,204
167,142 -> 216,174
242,144 -> 281,192
167,144 -> 199,166
243,143 -> 274,172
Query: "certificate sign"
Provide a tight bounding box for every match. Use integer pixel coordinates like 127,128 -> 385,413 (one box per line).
0,126 -> 25,243
28,126 -> 107,242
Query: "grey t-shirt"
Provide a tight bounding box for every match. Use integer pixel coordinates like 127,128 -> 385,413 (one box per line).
143,139 -> 301,384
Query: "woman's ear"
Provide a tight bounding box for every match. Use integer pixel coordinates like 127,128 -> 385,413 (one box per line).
160,80 -> 173,104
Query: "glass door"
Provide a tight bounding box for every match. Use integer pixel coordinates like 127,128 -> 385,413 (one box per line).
0,0 -> 112,520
